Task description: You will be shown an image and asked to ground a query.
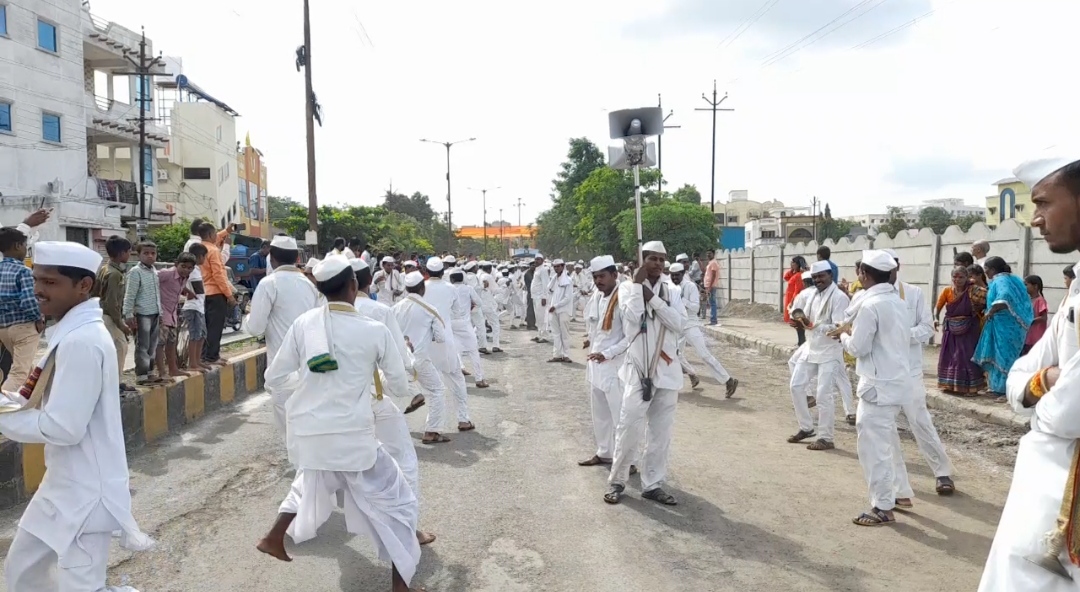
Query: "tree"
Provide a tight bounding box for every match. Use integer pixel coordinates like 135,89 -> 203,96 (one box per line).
537,138 -> 607,258
267,196 -> 302,223
150,220 -> 193,263
615,201 -> 716,262
816,202 -> 855,241
878,206 -> 911,238
954,212 -> 983,232
551,138 -> 606,202
672,184 -> 703,205
383,190 -> 436,223
917,206 -> 954,234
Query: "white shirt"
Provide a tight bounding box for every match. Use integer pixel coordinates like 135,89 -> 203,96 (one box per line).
531,264 -> 552,301
182,266 -> 206,314
893,280 -> 935,377
422,278 -> 461,371
451,282 -> 481,323
585,285 -> 632,389
266,304 -> 409,472
477,271 -> 497,310
393,294 -> 446,363
377,268 -> 404,304
803,282 -> 850,364
0,299 -> 151,556
355,296 -> 413,375
618,278 -> 686,390
243,267 -> 320,362
550,271 -> 574,314
840,283 -> 912,406
677,278 -> 703,328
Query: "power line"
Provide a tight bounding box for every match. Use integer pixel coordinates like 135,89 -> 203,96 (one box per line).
760,0 -> 890,68
717,0 -> 782,50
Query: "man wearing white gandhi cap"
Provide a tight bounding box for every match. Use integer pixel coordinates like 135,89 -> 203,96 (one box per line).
979,151 -> 1080,590
835,249 -> 913,527
605,240 -> 687,506
258,254 -> 423,591
0,241 -> 153,592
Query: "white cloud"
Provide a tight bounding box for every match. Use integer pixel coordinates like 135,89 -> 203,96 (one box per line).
88,0 -> 1080,227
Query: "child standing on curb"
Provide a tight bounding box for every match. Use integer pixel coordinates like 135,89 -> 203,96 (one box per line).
157,252 -> 198,379
183,243 -> 211,372
123,241 -> 163,386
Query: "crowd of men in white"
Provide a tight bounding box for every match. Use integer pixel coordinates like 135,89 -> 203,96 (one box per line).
8,149 -> 1080,591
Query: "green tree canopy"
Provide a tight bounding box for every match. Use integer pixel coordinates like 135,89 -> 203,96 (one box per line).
614,201 -> 716,261
383,190 -> 436,223
671,184 -> 703,205
954,212 -> 984,232
878,206 -> 911,238
917,206 -> 954,234
267,196 -> 302,223
149,220 -> 193,263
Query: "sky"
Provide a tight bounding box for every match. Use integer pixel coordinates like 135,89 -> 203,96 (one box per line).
88,0 -> 1080,226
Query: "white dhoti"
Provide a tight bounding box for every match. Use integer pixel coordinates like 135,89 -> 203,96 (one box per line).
452,319 -> 485,382
279,449 -> 420,585
372,396 -> 419,500
551,312 -> 571,359
413,359 -> 447,433
538,303 -> 552,340
5,527 -> 138,592
855,398 -> 908,511
680,326 -> 730,384
891,382 -> 952,499
482,307 -> 500,349
789,359 -> 843,441
609,375 -> 677,492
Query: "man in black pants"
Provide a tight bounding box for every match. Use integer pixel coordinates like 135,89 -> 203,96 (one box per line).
197,222 -> 234,365
524,261 -> 537,330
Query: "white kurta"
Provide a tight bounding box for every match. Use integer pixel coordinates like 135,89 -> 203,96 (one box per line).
478,271 -> 501,349
531,264 -> 553,339
841,283 -> 912,512
550,271 -> 574,358
790,283 -> 849,442
0,299 -> 152,592
376,268 -> 405,304
452,283 -> 485,381
585,286 -> 633,458
979,261 -> 1080,591
243,267 -> 320,361
676,277 -> 732,384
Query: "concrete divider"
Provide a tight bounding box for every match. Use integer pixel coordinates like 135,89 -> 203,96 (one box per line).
0,348 -> 267,510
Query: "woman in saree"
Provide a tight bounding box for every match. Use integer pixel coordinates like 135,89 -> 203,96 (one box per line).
935,266 -> 987,395
973,256 -> 1034,396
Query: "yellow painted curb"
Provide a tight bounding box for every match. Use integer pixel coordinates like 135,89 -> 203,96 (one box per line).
220,364 -> 235,404
143,386 -> 169,443
184,373 -> 205,421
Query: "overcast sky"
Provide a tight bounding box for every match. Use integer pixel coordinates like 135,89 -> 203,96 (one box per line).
90,0 -> 1079,225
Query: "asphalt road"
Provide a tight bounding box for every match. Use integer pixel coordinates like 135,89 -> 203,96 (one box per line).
0,317 -> 1013,592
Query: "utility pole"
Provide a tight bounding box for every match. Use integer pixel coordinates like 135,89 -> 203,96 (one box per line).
468,186 -> 499,255
118,28 -> 165,240
695,80 -> 735,214
299,0 -> 320,253
421,137 -> 476,252
515,197 -> 525,227
811,196 -> 819,242
499,207 -> 505,254
656,93 -> 681,193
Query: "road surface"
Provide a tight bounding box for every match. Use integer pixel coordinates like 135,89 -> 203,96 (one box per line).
0,318 -> 1013,591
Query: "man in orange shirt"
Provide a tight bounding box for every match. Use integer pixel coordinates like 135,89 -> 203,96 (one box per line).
703,250 -> 722,326
197,222 -> 235,365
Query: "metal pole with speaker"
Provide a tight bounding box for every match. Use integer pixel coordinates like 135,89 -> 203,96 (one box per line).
607,107 -> 663,264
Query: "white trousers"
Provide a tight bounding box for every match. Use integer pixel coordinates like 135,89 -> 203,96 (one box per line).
856,398 -> 908,511
5,527 -> 138,592
789,359 -> 843,441
788,356 -> 854,416
609,376 -> 678,492
471,310 -> 487,350
892,381 -> 953,498
678,326 -> 731,384
414,359 -> 447,433
482,306 -> 500,349
551,312 -> 571,358
537,299 -> 552,340
511,295 -> 525,327
436,367 -> 470,428
452,321 -> 484,382
590,380 -> 623,459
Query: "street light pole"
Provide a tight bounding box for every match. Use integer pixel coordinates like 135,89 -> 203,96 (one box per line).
302,0 -> 319,251
421,137 -> 476,253
468,186 -> 500,256
656,93 -> 681,194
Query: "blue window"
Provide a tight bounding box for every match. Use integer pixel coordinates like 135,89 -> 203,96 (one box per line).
142,145 -> 153,186
42,113 -> 60,142
1,6 -> 8,37
0,103 -> 10,133
37,20 -> 57,53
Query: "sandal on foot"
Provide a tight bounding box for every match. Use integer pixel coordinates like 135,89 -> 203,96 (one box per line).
578,455 -> 612,467
475,380 -> 490,388
895,498 -> 914,510
642,487 -> 678,506
787,429 -> 816,443
422,432 -> 451,444
689,374 -> 700,389
807,396 -> 817,409
604,484 -> 625,504
725,377 -> 739,398
492,347 -> 503,353
936,476 -> 956,496
458,422 -> 475,432
479,348 -> 491,355
807,439 -> 835,451
404,396 -> 426,414
846,414 -> 856,425
630,465 -> 639,476
462,369 -> 472,376
852,507 -> 896,527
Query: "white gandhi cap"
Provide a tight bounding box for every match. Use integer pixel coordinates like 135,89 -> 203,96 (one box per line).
33,241 -> 102,273
552,259 -> 565,266
442,255 -> 457,264
381,256 -> 395,264
675,253 -> 689,261
809,260 -> 831,274
404,270 -> 425,287
882,248 -> 899,260
590,255 -> 616,272
861,249 -> 898,272
313,255 -> 351,282
350,258 -> 369,272
642,240 -> 667,254
800,271 -> 812,280
270,235 -> 299,250
669,263 -> 685,273
403,260 -> 417,268
1014,151 -> 1080,190
426,257 -> 444,272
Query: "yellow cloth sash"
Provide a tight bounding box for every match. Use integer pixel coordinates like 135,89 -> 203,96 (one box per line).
1055,316 -> 1080,565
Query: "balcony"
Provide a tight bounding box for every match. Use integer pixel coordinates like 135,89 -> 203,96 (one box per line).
81,9 -> 163,72
85,93 -> 168,148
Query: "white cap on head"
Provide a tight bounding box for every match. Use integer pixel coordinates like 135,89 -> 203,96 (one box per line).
642,240 -> 667,254
552,259 -> 565,266
270,235 -> 299,251
350,258 -> 369,272
809,260 -> 831,274
426,257 -> 444,272
882,248 -> 899,260
313,255 -> 351,282
381,256 -> 395,264
670,263 -> 685,273
404,270 -> 425,287
861,249 -> 898,272
534,253 -> 544,260
304,257 -> 320,270
590,255 -> 616,273
801,270 -> 812,280
403,260 -> 417,268
442,255 -> 457,264
464,260 -> 478,270
1014,153 -> 1080,190
675,253 -> 689,262
574,263 -> 583,269
33,241 -> 102,273
479,260 -> 491,267
663,261 -> 671,269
